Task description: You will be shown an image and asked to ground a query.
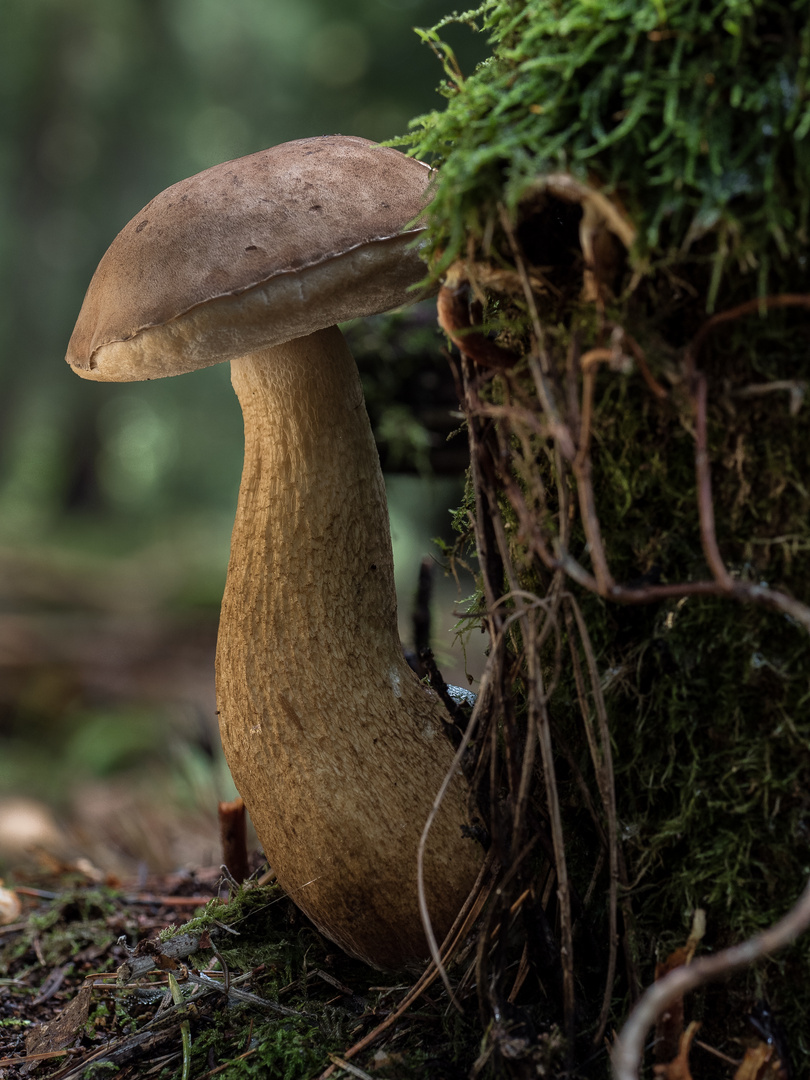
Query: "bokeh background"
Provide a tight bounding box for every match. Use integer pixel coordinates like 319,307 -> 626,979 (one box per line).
0,0 -> 487,877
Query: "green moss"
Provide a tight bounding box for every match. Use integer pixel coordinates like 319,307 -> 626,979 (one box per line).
401,0 -> 810,306
143,885 -> 486,1079
21,888 -> 118,967
391,0 -> 810,1070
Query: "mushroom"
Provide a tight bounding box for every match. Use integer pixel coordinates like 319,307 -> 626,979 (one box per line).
65,135 -> 483,969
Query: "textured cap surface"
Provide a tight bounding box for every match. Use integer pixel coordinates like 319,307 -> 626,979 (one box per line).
66,136 -> 433,381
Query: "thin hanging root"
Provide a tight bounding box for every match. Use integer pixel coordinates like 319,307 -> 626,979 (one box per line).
319,851 -> 496,1080
525,611 -> 576,1060
611,877 -> 810,1080
416,663 -> 492,1009
577,347 -> 619,461
448,224 -> 810,1069
621,332 -> 668,400
686,293 -> 810,369
563,596 -> 622,1046
687,351 -> 810,632
471,288 -> 810,624
692,372 -> 734,590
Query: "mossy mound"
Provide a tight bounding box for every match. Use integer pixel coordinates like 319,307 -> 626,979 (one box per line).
397,1 -> 810,1074
407,0 -> 810,301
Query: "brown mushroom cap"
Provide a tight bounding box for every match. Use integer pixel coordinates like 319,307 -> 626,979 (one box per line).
66,135 -> 433,382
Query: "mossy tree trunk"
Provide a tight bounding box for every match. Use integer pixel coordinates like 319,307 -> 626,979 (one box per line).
401,2 -> 810,1074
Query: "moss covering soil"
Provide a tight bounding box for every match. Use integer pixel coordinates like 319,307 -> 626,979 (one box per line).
0,869 -> 491,1079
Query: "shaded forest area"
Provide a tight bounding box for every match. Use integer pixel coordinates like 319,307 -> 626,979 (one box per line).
0,0 -> 487,867
4,2 -> 810,1079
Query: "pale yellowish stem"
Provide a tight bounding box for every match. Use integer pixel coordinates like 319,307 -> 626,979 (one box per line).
216,326 -> 481,969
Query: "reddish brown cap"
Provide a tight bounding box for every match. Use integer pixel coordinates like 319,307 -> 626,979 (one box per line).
66,136 -> 433,381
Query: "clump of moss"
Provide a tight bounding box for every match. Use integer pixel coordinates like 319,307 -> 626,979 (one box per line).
143,884 -> 485,1079
5,887 -> 119,968
394,0 -> 810,1073
404,0 -> 810,306
2,880 -> 490,1079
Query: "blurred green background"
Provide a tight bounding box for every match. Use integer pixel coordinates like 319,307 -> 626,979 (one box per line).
0,0 -> 486,876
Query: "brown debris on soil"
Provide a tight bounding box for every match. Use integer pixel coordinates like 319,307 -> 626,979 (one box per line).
0,865 -> 226,1078
0,860 -> 496,1080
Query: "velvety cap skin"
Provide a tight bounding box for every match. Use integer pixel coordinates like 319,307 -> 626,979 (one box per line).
66,136 -> 433,382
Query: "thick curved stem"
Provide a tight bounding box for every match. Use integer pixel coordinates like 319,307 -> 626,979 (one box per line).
215,326 -> 482,969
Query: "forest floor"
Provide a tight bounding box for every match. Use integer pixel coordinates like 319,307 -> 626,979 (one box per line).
0,860 -> 483,1080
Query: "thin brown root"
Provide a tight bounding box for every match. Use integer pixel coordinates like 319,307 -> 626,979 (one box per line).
611,877 -> 810,1080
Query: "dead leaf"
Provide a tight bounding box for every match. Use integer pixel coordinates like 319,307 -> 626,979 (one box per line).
734,1042 -> 774,1080
25,981 -> 92,1058
654,911 -> 706,1062
653,1019 -> 700,1080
